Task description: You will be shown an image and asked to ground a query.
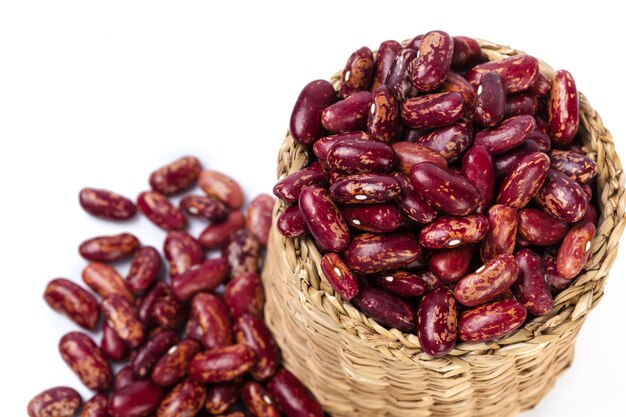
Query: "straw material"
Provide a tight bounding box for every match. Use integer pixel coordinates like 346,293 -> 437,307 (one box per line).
262,39 -> 625,417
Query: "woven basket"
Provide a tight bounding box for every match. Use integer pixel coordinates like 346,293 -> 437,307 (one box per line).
262,39 -> 626,417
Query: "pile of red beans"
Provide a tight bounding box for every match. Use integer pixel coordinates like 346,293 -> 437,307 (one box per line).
276,30 -> 597,357
28,157 -> 324,417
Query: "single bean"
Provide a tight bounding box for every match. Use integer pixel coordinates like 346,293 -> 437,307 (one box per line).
273,162 -> 328,204
83,262 -> 134,302
79,187 -> 137,220
530,72 -> 551,96
411,30 -> 453,92
246,194 -> 274,246
518,208 -> 568,246
277,205 -> 308,238
79,233 -> 139,262
156,379 -> 206,417
401,92 -> 465,129
163,231 -> 204,278
126,246 -> 162,294
341,203 -> 402,233
550,149 -> 597,184
298,186 -> 350,252
198,170 -> 245,209
474,115 -> 536,154
102,320 -> 129,361
557,221 -> 596,279
242,381 -> 281,417
451,36 -> 483,68
417,123 -> 471,161
224,272 -> 266,320
189,344 -> 257,383
419,214 -> 489,249
536,169 -> 587,223
392,172 -> 438,224
108,380 -> 164,417
497,152 -> 550,208
149,156 -> 202,195
312,131 -> 369,163
59,332 -> 113,391
191,292 -> 233,350
171,257 -> 229,301
417,287 -> 458,357
454,254 -> 519,307
549,69 -> 579,146
102,294 -> 145,349
267,369 -> 324,417
344,232 -> 422,274
371,40 -> 402,91
234,314 -> 280,381
384,48 -> 418,101
289,80 -> 337,145
465,55 -> 539,93
179,195 -> 228,222
480,204 -> 518,262
28,387 -> 81,417
223,229 -> 261,276
352,286 -> 417,331
504,93 -> 538,118
372,270 -> 426,297
137,191 -> 186,231
429,244 -> 476,283
340,46 -> 374,98
439,71 -> 476,106
367,85 -> 399,142
44,278 -> 100,329
493,139 -> 541,181
513,249 -> 553,315
328,138 -> 395,174
474,72 -> 505,127
198,210 -> 245,249
151,339 -> 201,387
321,91 -> 372,133
461,145 -> 494,213
320,253 -> 360,300
458,299 -> 527,343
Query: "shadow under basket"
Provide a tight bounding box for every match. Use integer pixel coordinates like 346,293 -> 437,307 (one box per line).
261,39 -> 626,417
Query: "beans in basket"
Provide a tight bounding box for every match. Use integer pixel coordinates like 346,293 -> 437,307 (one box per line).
28,157 -> 326,417
277,30 -> 596,358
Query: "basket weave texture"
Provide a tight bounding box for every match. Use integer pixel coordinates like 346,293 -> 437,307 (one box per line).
262,39 -> 626,417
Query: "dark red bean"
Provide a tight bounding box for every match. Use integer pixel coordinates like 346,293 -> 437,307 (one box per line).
312,131 -> 369,163
151,339 -> 201,387
461,145 -> 494,213
419,214 -> 489,249
223,229 -> 261,276
246,194 -> 274,246
199,170 -> 245,210
149,156 -> 202,195
544,256 -> 573,292
429,244 -> 476,283
267,369 -> 324,417
497,152 -> 550,209
273,162 -> 328,204
137,191 -> 186,231
454,254 -> 519,307
321,91 -> 372,133
163,231 -> 204,278
341,203 -> 402,233
224,272 -> 266,320
171,257 -> 230,301
79,187 -> 137,220
126,246 -> 162,294
352,287 -> 416,332
371,270 -> 427,297
458,299 -> 527,343
277,205 -> 308,238
392,172 -> 439,224
179,195 -> 228,222
79,233 -> 139,262
417,287 -> 458,357
513,249 -> 553,315
198,210 -> 245,249
474,115 -> 536,154
82,393 -> 108,417
518,208 -> 568,246
44,278 -> 100,330
191,292 -> 233,350
401,92 -> 465,129
114,365 -> 137,391
289,80 -> 337,146
83,262 -> 134,302
557,221 -> 596,279
371,40 -> 402,91
188,344 -> 257,383
417,123 -> 471,161
151,291 -> 185,330
234,314 -> 280,381
299,186 -> 350,252
102,320 -> 129,361
451,36 -> 483,68
327,138 -> 395,174
108,380 -> 164,417
59,332 -> 113,391
205,382 -> 242,415
344,232 -> 422,274
504,93 -> 538,118
132,331 -> 179,378
366,85 -> 402,141
28,387 -> 82,417
465,55 -> 539,94
384,48 -> 418,101
474,72 -> 506,127
549,69 -> 579,146
480,204 -> 518,262
340,46 -> 374,98
392,141 -> 448,174
550,149 -> 597,184
320,253 -> 360,301
411,30 -> 453,92
242,381 -> 281,417
102,294 -> 145,349
156,379 -> 206,417
536,169 -> 587,223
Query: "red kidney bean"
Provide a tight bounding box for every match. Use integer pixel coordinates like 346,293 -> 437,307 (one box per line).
352,286 -> 417,331
44,278 -> 100,329
429,244 -> 476,283
79,187 -> 137,220
321,91 -> 372,133
267,369 -> 323,417
277,205 -> 308,238
189,344 -> 257,383
246,194 -> 274,246
504,93 -> 538,118
367,85 -> 399,142
474,72 -> 505,127
132,331 -> 179,377
83,262 -> 135,302
341,203 -> 402,233
199,170 -> 245,210
179,195 -> 228,222
419,214 -> 489,249
454,254 -> 519,307
392,172 -> 439,224
149,156 -> 202,195
163,231 -> 204,278
371,40 -> 402,91
513,249 -> 553,315
234,314 -> 280,381
550,149 -> 597,184
344,232 -> 422,274
417,123 -> 471,161
474,115 -> 536,154
497,152 -> 550,208
465,55 -> 539,94
440,71 -> 476,106
451,36 -> 483,68
205,381 -> 242,415
340,46 -> 374,98
319,253 -> 360,301
273,162 -> 328,204
458,299 -> 527,343
411,30 -> 453,92
461,145 -> 494,213
126,246 -> 161,294
102,320 -> 129,361
557,221 -> 596,279
372,270 -> 426,297
198,210 -> 245,249
102,294 -> 145,349
549,69 -> 579,146
409,162 -> 480,216
289,80 -> 337,146
223,229 -> 261,276
242,381 -> 281,417
114,365 -> 137,391
224,272 -> 265,319
392,141 -> 448,174
480,204 -> 518,262
156,379 -> 206,417
401,92 -> 465,129
59,332 -> 112,391
151,339 -> 201,387
82,393 -> 108,417
152,294 -> 185,332
28,387 -> 82,417
298,186 -> 350,252
328,138 -> 395,175
518,208 -> 569,246
108,380 -> 164,417
493,139 -> 541,181
417,287 -> 458,357
171,257 -> 229,301
544,256 -> 572,292
536,169 -> 587,222
191,292 -> 232,350
385,48 -> 418,101
79,233 -> 139,262
137,191 -> 186,231
312,131 -> 370,163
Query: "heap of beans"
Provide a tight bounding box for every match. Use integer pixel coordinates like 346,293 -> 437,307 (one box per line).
276,30 -> 597,357
28,157 -> 324,417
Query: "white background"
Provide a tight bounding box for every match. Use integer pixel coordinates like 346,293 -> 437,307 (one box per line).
1,1 -> 624,416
